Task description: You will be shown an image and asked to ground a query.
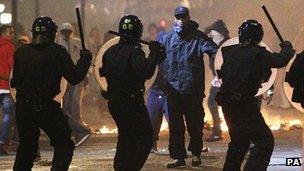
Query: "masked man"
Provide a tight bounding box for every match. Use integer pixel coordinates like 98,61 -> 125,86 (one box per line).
204,19 -> 230,142
158,6 -> 218,168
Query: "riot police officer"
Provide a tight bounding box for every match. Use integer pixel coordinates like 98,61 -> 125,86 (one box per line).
285,50 -> 304,108
11,16 -> 92,171
217,20 -> 295,171
99,15 -> 165,171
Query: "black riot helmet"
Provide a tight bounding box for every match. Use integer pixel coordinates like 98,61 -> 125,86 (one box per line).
119,15 -> 143,41
32,16 -> 58,44
238,20 -> 263,45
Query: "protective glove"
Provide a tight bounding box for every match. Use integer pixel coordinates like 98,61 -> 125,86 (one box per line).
149,41 -> 164,52
279,41 -> 295,58
80,49 -> 93,61
149,41 -> 166,64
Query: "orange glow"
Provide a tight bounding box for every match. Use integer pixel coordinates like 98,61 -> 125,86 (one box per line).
97,125 -> 118,134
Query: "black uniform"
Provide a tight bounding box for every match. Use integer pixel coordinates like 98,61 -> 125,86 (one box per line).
11,43 -> 91,171
285,50 -> 304,106
101,39 -> 164,171
219,44 -> 294,171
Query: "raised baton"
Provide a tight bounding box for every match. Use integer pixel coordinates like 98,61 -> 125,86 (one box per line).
261,5 -> 284,43
76,7 -> 86,49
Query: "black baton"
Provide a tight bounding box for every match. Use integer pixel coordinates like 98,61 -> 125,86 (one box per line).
108,30 -> 149,45
76,7 -> 86,49
261,5 -> 284,43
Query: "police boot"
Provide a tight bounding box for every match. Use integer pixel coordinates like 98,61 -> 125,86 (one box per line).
192,155 -> 201,167
167,159 -> 186,168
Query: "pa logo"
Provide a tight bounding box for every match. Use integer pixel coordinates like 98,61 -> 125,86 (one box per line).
286,158 -> 301,166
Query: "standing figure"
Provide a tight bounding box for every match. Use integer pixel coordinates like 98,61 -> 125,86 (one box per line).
146,52 -> 169,153
204,19 -> 230,142
12,16 -> 92,170
99,15 -> 165,171
146,22 -> 169,153
57,22 -> 91,147
144,23 -> 157,42
217,20 -> 295,171
0,25 -> 15,155
159,6 -> 218,168
285,50 -> 304,108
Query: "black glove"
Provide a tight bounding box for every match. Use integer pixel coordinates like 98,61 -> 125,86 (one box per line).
149,41 -> 166,64
101,90 -> 109,100
149,41 -> 164,52
80,49 -> 93,61
279,41 -> 295,57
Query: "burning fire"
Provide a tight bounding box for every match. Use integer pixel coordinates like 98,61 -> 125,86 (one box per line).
95,117 -> 302,135
205,119 -> 303,132
268,119 -> 303,131
97,125 -> 118,134
220,120 -> 229,132
160,117 -> 169,132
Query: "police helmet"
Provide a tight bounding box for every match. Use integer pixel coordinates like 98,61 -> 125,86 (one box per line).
238,20 -> 263,45
32,16 -> 58,43
119,15 -> 143,40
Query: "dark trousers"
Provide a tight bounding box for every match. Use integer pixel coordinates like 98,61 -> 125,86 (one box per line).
167,87 -> 204,159
146,89 -> 169,144
13,98 -> 75,171
222,99 -> 274,171
207,86 -> 221,135
108,96 -> 153,171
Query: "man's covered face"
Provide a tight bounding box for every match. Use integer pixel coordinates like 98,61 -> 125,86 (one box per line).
208,30 -> 224,45
174,14 -> 190,27
174,14 -> 190,33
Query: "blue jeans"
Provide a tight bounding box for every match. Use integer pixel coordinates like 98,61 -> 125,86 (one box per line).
146,89 -> 169,143
0,93 -> 15,144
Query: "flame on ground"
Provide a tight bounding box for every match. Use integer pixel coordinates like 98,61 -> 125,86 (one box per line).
206,119 -> 303,132
160,117 -> 169,132
95,118 -> 302,134
97,125 -> 118,134
220,120 -> 229,132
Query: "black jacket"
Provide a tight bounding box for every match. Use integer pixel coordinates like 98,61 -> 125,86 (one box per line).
220,44 -> 293,98
285,51 -> 304,104
101,40 -> 162,96
11,43 -> 90,98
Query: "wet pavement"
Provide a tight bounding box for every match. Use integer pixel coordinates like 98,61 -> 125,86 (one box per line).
0,129 -> 302,171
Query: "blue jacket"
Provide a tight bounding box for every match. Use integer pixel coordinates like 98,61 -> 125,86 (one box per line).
158,20 -> 218,97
